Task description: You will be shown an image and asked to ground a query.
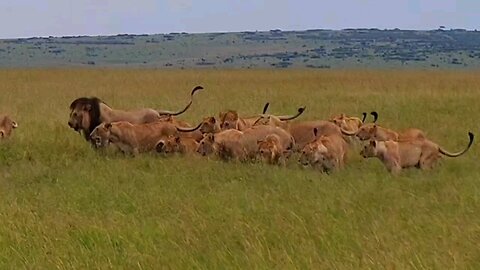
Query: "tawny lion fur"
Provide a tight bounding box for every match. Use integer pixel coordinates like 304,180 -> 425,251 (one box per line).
89,121 -> 178,155
0,114 -> 18,139
360,132 -> 474,174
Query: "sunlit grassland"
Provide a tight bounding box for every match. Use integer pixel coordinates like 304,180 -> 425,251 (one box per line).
0,69 -> 479,269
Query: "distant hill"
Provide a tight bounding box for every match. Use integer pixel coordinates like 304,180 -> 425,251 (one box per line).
1,29 -> 480,69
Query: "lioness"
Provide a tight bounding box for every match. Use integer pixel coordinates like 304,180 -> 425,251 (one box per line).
89,121 -> 178,155
196,125 -> 295,162
356,124 -> 426,142
0,115 -> 18,139
196,130 -> 246,161
155,135 -> 199,155
299,128 -> 349,173
258,118 -> 348,151
360,132 -> 474,174
220,103 -> 305,131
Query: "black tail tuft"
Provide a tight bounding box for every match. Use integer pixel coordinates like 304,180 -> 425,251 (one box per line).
262,102 -> 270,114
191,86 -> 204,95
361,112 -> 367,123
370,111 -> 378,123
468,132 -> 474,144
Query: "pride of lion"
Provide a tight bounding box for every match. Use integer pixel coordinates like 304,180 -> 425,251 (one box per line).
1,85 -> 475,175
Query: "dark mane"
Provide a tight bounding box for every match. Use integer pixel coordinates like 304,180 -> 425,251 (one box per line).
70,97 -> 103,141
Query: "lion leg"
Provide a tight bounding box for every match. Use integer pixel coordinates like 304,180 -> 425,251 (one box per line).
278,153 -> 287,166
131,148 -> 139,157
387,161 -> 401,175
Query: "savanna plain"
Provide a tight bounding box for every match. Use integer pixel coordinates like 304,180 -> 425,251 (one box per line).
0,69 -> 479,269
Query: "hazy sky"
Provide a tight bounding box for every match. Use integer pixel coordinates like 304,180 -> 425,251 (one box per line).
1,0 -> 479,38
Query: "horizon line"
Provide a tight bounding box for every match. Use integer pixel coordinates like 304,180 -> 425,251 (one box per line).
1,26 -> 478,40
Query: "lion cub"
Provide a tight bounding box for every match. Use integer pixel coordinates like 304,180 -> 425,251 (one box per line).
256,134 -> 290,166
361,132 -> 474,174
155,135 -> 199,155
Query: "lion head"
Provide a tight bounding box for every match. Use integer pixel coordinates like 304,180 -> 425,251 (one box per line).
360,140 -> 379,158
299,140 -> 329,165
69,97 -> 102,140
329,113 -> 348,128
299,140 -> 336,172
200,117 -> 220,134
156,135 -> 182,155
89,122 -> 112,148
257,134 -> 280,164
196,133 -> 215,156
355,123 -> 376,141
219,110 -> 239,130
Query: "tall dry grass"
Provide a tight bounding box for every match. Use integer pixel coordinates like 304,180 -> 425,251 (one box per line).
0,69 -> 479,269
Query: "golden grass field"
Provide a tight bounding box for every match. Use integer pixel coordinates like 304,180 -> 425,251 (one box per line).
0,69 -> 479,269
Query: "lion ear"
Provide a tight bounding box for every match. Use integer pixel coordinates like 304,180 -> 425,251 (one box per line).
257,140 -> 264,145
209,117 -> 216,124
370,140 -> 377,147
11,121 -> 18,128
105,123 -> 112,129
0,131 -> 4,138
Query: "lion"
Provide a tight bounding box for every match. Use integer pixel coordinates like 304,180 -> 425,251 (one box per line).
176,116 -> 221,137
218,110 -> 259,131
195,125 -> 295,162
360,132 -> 474,174
219,103 -> 305,131
251,107 -> 357,151
355,124 -> 426,142
298,128 -> 349,173
241,125 -> 295,160
0,114 -> 18,139
196,130 -> 246,161
89,121 -> 178,155
68,85 -> 203,141
339,111 -> 425,142
254,117 -> 350,151
155,135 -> 199,155
256,134 -> 290,166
